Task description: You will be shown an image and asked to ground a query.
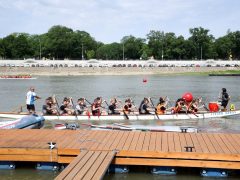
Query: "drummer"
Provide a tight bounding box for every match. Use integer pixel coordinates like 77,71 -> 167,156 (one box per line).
219,88 -> 230,111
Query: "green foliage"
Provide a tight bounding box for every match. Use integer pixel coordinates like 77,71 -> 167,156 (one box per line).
0,25 -> 240,60
0,38 -> 4,58
147,30 -> 164,59
188,27 -> 215,59
96,43 -> 122,60
86,50 -> 95,59
121,35 -> 145,59
2,33 -> 33,59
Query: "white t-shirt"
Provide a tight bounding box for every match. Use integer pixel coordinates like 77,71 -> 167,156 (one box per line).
26,91 -> 37,105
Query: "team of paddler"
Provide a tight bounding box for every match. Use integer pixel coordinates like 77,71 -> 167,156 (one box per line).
25,87 -> 231,116
41,94 -> 229,117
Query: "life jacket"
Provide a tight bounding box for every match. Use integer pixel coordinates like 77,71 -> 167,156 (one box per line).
156,103 -> 166,115
123,104 -> 131,114
140,103 -> 150,114
173,105 -> 182,113
92,103 -> 101,116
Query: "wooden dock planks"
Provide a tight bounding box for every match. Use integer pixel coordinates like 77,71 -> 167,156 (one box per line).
0,129 -> 240,172
55,150 -> 116,180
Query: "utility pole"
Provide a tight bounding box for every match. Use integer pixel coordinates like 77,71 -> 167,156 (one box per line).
123,43 -> 125,60
81,43 -> 84,60
39,39 -> 42,60
161,31 -> 164,60
200,45 -> 202,60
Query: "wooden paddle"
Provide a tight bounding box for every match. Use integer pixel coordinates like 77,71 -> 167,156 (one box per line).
185,101 -> 199,117
52,95 -> 61,116
149,97 -> 160,120
70,97 -> 78,120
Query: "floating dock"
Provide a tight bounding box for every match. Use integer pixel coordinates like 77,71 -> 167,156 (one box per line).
0,129 -> 240,179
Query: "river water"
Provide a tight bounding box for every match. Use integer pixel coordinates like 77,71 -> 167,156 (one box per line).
0,75 -> 240,179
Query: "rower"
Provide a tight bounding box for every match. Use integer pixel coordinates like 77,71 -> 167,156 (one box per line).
172,98 -> 186,114
92,97 -> 104,116
76,98 -> 88,115
123,98 -> 134,114
108,98 -> 121,115
60,97 -> 75,115
42,97 -> 58,115
139,97 -> 153,114
187,99 -> 199,113
156,97 -> 167,115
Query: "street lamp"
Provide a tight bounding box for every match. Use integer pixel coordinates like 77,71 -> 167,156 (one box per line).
161,48 -> 163,60
81,43 -> 84,60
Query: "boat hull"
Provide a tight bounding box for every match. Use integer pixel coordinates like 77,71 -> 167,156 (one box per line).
0,115 -> 45,129
0,110 -> 239,121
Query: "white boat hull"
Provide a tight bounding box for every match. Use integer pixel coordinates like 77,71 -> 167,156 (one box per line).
0,110 -> 239,121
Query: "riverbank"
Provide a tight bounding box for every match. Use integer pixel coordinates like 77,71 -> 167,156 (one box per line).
0,67 -> 239,76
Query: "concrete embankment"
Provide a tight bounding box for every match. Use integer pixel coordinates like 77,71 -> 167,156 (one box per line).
0,67 -> 239,76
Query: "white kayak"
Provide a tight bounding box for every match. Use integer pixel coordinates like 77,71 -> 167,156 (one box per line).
0,110 -> 239,121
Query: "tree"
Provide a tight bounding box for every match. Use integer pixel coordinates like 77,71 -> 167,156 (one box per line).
121,35 -> 145,59
228,31 -> 240,59
146,30 -> 164,59
2,33 -> 33,59
45,25 -> 74,59
0,38 -> 4,59
71,30 -> 98,60
188,27 -> 215,59
96,43 -> 122,60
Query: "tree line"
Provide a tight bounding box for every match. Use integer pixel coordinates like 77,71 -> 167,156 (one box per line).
0,25 -> 239,60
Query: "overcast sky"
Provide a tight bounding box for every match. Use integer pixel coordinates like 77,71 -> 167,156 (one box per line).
0,0 -> 239,43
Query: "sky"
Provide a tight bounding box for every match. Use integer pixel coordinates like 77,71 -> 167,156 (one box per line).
0,0 -> 239,43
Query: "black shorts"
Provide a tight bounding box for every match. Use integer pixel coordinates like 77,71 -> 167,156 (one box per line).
27,104 -> 35,111
221,101 -> 228,108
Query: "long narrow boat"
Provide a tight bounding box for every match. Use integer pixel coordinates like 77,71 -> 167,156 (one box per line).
0,110 -> 239,121
0,75 -> 36,79
85,124 -> 198,133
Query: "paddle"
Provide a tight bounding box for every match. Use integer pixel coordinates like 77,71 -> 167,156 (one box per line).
85,99 -> 92,106
198,97 -> 209,111
70,97 -> 78,120
120,102 -> 130,120
149,97 -> 160,120
185,100 -> 199,118
52,95 -> 61,116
